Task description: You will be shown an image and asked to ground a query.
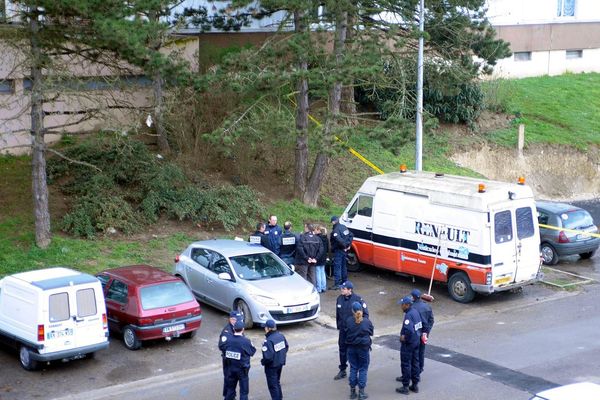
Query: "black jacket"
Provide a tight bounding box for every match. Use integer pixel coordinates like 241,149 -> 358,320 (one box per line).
345,315 -> 374,348
295,232 -> 325,265
316,233 -> 329,265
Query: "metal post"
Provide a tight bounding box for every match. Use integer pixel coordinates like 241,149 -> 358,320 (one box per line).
415,0 -> 424,171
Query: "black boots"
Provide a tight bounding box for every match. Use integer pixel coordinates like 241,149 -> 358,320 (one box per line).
334,370 -> 347,380
396,386 -> 409,395
350,387 -> 357,399
409,384 -> 419,393
358,388 -> 369,399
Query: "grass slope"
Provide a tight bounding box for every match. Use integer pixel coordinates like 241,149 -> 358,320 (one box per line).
486,73 -> 600,148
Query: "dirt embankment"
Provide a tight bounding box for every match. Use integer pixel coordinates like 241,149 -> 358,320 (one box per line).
451,144 -> 600,201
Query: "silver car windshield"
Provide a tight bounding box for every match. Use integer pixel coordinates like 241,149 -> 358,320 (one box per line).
229,253 -> 292,281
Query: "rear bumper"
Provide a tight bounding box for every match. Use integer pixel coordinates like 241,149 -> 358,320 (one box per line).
553,239 -> 600,256
32,341 -> 109,362
472,275 -> 541,294
132,315 -> 202,340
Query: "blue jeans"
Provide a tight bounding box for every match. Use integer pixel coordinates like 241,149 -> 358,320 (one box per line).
347,346 -> 370,389
333,250 -> 347,286
315,265 -> 326,292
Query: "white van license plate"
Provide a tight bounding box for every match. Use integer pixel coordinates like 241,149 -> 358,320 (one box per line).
286,305 -> 310,314
163,324 -> 185,333
48,329 -> 74,339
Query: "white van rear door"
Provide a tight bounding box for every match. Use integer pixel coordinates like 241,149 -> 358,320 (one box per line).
43,291 -> 78,354
73,285 -> 107,348
513,203 -> 540,282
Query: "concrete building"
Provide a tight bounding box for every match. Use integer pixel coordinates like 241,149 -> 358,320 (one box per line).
486,0 -> 600,78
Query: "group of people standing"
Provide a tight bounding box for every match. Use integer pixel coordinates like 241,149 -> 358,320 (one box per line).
248,214 -> 354,293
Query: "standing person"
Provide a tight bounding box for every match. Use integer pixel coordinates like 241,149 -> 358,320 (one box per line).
222,319 -> 256,400
396,296 -> 422,395
279,221 -> 298,266
346,301 -> 374,399
249,222 -> 267,246
334,281 -> 369,381
219,311 -> 243,399
410,289 -> 434,374
261,319 -> 289,400
314,225 -> 329,293
329,216 -> 353,290
264,215 -> 283,256
295,223 -> 324,283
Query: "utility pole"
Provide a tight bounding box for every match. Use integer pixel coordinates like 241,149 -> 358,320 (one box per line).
415,0 -> 424,171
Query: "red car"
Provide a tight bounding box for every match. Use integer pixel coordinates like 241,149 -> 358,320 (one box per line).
96,265 -> 202,350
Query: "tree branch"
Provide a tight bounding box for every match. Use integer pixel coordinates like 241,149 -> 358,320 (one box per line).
45,148 -> 102,172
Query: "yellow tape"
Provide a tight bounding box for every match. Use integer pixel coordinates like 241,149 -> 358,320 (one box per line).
539,223 -> 600,239
288,94 -> 385,175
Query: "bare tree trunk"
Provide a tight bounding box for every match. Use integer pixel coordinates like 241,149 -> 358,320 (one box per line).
341,13 -> 357,121
303,9 -> 348,206
150,10 -> 170,153
30,13 -> 51,248
293,10 -> 309,199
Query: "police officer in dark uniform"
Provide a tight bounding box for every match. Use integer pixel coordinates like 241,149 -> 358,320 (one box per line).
346,301 -> 374,399
330,216 -> 353,290
279,221 -> 298,265
264,215 -> 283,256
222,319 -> 256,400
410,289 -> 434,373
396,296 -> 422,395
219,311 -> 243,399
334,281 -> 369,381
261,319 -> 289,400
249,222 -> 267,246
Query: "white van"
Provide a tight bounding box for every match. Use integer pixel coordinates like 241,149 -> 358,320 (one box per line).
0,267 -> 109,370
342,171 -> 542,302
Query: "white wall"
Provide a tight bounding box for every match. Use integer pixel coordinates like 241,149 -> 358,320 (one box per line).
491,48 -> 600,78
486,0 -> 600,25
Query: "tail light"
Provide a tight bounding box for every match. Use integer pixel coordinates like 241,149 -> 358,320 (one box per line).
193,306 -> 201,315
558,231 -> 569,243
37,324 -> 45,342
139,318 -> 154,326
102,313 -> 108,330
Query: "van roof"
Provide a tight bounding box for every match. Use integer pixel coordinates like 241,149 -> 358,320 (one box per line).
360,171 -> 534,211
10,267 -> 98,290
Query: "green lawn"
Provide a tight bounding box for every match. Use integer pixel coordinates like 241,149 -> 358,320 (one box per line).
486,73 -> 600,149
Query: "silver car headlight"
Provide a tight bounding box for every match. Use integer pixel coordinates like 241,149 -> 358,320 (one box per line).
311,287 -> 319,302
251,294 -> 280,307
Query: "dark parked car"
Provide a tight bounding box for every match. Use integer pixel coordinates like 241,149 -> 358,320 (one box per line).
96,265 -> 202,350
536,201 -> 600,265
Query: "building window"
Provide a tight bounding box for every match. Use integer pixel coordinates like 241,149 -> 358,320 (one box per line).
557,0 -> 575,17
566,49 -> 583,59
0,79 -> 14,94
514,52 -> 532,62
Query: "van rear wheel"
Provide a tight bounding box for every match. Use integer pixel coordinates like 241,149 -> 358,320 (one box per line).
19,345 -> 38,371
123,326 -> 142,350
448,272 -> 475,303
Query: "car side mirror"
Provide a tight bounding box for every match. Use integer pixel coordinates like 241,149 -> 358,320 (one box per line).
289,264 -> 295,272
218,272 -> 232,281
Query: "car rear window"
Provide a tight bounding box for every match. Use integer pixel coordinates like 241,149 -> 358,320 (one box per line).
562,210 -> 595,229
230,253 -> 293,281
140,281 -> 195,310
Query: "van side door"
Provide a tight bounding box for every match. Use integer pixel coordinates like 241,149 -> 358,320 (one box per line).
343,194 -> 374,265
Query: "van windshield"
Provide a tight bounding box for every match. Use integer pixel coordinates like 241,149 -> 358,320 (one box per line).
229,253 -> 292,281
140,281 -> 195,310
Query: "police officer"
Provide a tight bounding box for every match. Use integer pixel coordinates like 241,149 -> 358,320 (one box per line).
410,289 -> 434,373
396,296 -> 422,395
334,281 -> 369,381
249,222 -> 267,246
279,221 -> 298,265
261,319 -> 289,400
346,301 -> 374,399
219,311 -> 243,399
329,216 -> 353,290
222,319 -> 256,400
264,215 -> 283,255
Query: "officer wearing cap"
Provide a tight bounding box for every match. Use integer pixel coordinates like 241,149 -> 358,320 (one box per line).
219,311 -> 243,398
334,280 -> 369,381
410,289 -> 434,374
222,319 -> 256,400
345,301 -> 374,399
330,215 -> 353,290
261,319 -> 289,400
396,296 -> 422,395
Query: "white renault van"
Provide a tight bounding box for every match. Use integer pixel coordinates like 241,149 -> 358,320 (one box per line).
0,267 -> 109,370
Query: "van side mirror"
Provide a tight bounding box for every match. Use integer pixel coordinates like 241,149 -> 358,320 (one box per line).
341,212 -> 348,222
218,272 -> 232,281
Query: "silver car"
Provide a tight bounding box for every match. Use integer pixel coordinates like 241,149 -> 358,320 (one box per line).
174,239 -> 320,328
536,201 -> 600,265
